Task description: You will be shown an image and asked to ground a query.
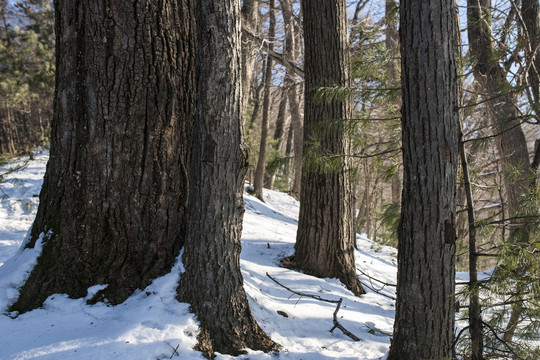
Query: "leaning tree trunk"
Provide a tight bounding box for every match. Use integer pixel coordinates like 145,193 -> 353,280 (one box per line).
11,0 -> 195,313
177,0 -> 277,357
388,1 -> 459,359
294,0 -> 365,297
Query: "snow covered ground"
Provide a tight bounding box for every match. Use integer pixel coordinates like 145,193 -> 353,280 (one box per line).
0,151 -> 397,360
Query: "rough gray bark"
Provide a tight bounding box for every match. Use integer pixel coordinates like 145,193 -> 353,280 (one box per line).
10,0 -> 194,313
253,0 -> 275,201
177,0 -> 276,357
294,0 -> 364,297
387,1 -> 459,359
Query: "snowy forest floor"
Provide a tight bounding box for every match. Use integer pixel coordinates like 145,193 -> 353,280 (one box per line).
0,150 -> 398,360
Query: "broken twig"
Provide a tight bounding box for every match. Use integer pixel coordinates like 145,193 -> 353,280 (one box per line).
266,272 -> 361,342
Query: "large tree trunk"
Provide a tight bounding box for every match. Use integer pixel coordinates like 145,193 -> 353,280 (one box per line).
177,0 -> 276,357
253,0 -> 276,201
294,0 -> 364,297
388,1 -> 459,359
11,0 -> 195,313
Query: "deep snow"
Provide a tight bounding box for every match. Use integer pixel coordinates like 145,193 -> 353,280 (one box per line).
0,151 -> 397,360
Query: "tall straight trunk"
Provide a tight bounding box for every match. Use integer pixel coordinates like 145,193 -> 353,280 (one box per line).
385,0 -> 401,205
253,0 -> 275,201
177,0 -> 276,357
295,0 -> 364,297
388,1 -> 459,359
241,0 -> 260,116
281,0 -> 302,199
522,0 -> 540,107
467,1 -> 534,343
460,133 -> 484,360
11,0 -> 195,313
264,87 -> 288,189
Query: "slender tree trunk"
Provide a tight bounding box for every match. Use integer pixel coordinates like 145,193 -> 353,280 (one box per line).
241,0 -> 260,117
522,0 -> 540,107
460,133 -> 484,360
11,0 -> 195,313
264,86 -> 288,189
253,0 -> 275,201
280,0 -> 303,199
177,0 -> 276,356
388,1 -> 459,359
295,0 -> 364,297
385,0 -> 401,205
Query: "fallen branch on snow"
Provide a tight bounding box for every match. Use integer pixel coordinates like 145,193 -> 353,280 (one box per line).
266,272 -> 361,342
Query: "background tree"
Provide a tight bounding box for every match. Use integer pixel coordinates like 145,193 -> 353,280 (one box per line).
252,0 -> 275,201
0,0 -> 54,156
388,0 -> 459,359
177,0 -> 276,356
294,0 -> 364,297
10,0 -> 195,312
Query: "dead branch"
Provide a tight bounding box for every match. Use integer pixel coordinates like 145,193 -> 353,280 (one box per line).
266,272 -> 361,341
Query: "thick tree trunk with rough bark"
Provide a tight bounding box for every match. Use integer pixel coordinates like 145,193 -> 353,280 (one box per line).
177,0 -> 276,357
294,0 -> 364,297
388,1 -> 459,359
10,0 -> 194,313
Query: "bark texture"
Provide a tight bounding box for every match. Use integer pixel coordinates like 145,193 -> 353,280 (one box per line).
177,0 -> 276,357
295,0 -> 364,297
388,1 -> 459,359
11,0 -> 195,313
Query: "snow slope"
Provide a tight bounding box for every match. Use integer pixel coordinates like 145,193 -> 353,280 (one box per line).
0,151 -> 396,360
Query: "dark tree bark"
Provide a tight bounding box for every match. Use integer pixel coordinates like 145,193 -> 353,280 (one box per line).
253,0 -> 276,201
177,0 -> 277,357
10,0 -> 195,313
294,0 -> 365,297
387,1 -> 459,359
